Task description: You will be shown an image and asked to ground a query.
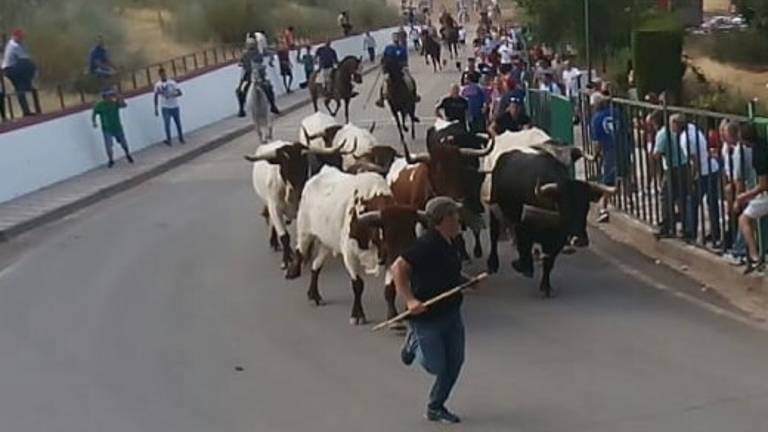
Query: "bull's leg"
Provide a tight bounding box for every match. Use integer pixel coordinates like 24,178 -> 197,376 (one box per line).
269,227 -> 280,251
487,212 -> 500,274
384,271 -> 405,330
350,277 -> 367,326
511,227 -> 534,278
266,203 -> 292,269
307,246 -> 330,305
473,227 -> 483,258
539,249 -> 560,298
391,107 -> 405,141
344,99 -> 350,124
401,112 -> 409,133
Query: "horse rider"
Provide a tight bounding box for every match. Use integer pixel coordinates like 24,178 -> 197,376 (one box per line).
375,32 -> 421,115
237,37 -> 280,116
315,40 -> 339,97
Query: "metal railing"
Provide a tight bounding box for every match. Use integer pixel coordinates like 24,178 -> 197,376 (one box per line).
1,44 -> 244,124
575,92 -> 764,259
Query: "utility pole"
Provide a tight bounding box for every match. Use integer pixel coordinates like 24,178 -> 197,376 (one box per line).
585,0 -> 592,84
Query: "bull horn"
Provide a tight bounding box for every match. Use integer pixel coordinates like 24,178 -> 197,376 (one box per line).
308,138 -> 350,156
588,181 -> 617,196
417,210 -> 430,226
535,179 -> 560,199
339,139 -> 359,156
459,136 -> 496,157
356,210 -> 382,226
243,148 -> 278,162
369,121 -> 377,133
401,139 -> 430,164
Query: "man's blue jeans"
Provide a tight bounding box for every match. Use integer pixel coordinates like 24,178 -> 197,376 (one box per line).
162,107 -> 183,143
408,311 -> 465,411
686,172 -> 721,242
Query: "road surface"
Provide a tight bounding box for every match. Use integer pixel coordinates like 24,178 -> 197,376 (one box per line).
0,46 -> 767,432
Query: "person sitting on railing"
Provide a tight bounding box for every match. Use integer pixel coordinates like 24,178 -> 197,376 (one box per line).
1,29 -> 37,117
735,123 -> 768,274
89,35 -> 117,87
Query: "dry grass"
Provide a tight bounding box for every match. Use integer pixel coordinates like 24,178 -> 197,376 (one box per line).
117,8 -> 210,66
704,0 -> 732,14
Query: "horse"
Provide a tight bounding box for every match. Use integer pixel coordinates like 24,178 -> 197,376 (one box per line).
420,30 -> 442,73
308,56 -> 363,124
249,72 -> 273,144
384,68 -> 418,141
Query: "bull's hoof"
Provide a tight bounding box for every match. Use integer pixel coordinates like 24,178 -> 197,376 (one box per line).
487,256 -> 499,274
285,265 -> 301,280
350,316 -> 368,326
540,288 -> 555,299
309,296 -> 326,306
511,260 -> 534,278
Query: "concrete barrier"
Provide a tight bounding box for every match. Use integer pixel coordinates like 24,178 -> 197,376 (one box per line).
0,27 -> 399,205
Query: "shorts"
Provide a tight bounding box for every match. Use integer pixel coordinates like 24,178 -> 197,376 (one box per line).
279,63 -> 292,76
744,194 -> 768,219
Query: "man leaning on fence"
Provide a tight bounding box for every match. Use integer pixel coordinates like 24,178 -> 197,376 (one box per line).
652,112 -> 689,238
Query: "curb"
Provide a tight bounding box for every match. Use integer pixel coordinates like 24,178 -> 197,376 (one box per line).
589,210 -> 768,322
0,62 -> 381,243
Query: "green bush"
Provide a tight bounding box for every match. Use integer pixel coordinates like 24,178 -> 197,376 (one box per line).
632,14 -> 685,102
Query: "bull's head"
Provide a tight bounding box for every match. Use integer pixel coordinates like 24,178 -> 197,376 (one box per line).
302,125 -> 344,149
401,137 -> 494,210
531,179 -> 617,247
351,144 -> 399,175
353,205 -> 429,266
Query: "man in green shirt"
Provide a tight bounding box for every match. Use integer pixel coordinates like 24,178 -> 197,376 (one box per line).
652,112 -> 689,237
92,89 -> 133,168
297,45 -> 314,89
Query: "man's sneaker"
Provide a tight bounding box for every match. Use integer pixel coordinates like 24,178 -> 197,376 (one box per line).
426,407 -> 461,424
415,95 -> 422,103
400,332 -> 415,366
723,252 -> 745,267
596,210 -> 609,223
107,160 -> 115,168
375,99 -> 385,108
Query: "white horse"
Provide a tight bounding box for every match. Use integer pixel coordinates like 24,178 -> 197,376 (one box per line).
249,70 -> 273,144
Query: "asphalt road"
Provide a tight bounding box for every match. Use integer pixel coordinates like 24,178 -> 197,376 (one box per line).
0,49 -> 767,432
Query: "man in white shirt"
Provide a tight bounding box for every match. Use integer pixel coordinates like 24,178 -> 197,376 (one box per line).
363,31 -> 377,62
497,39 -> 514,74
679,120 -> 721,242
561,60 -> 583,99
538,72 -> 562,96
154,67 -> 185,146
2,28 -> 36,117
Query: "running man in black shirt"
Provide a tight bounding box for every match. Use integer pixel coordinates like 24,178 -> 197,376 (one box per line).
392,197 -> 477,423
489,98 -> 531,136
435,83 -> 469,130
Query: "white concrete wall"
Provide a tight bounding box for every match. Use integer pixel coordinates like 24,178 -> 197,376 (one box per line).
0,27 -> 399,204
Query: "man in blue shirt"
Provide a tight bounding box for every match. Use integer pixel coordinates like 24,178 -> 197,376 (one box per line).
460,73 -> 487,133
375,32 -> 420,113
315,40 -> 339,95
590,94 -> 618,223
89,36 -> 115,84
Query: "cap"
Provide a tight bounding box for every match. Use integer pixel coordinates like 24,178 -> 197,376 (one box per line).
425,196 -> 462,225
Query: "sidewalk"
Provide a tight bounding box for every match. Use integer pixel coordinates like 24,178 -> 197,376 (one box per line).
0,78 -> 329,242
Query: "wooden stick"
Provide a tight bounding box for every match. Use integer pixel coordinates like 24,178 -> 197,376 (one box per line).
372,273 -> 489,331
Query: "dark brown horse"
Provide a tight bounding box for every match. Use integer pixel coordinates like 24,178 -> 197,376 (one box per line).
309,56 -> 363,123
384,69 -> 418,141
420,30 -> 442,73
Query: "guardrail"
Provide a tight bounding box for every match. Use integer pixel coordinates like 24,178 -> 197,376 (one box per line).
0,44 -> 244,124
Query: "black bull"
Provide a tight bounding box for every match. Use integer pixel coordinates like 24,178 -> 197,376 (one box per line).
486,149 -> 615,297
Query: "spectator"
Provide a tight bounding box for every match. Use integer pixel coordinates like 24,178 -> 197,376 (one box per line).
460,57 -> 477,86
298,45 -> 314,89
561,59 -> 583,100
461,73 -> 488,133
276,43 -> 293,93
435,83 -> 469,129
154,67 -> 184,146
590,94 -> 617,223
89,35 -> 116,87
409,26 -> 421,52
736,123 -> 768,274
2,29 -> 37,117
488,75 -> 508,120
92,89 -> 133,168
651,112 -> 689,237
497,39 -> 514,75
489,98 -> 530,136
316,40 -> 339,95
236,39 -> 258,117
722,121 -> 753,263
680,119 -> 720,244
338,11 -> 352,36
282,27 -> 296,50
458,26 -> 467,45
539,72 -> 563,96
363,31 -> 377,63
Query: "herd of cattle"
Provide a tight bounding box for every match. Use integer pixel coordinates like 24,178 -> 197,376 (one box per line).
244,111 -> 616,326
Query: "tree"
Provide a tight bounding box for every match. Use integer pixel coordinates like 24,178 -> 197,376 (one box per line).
734,0 -> 768,34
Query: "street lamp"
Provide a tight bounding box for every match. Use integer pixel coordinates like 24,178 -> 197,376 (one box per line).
585,0 -> 592,84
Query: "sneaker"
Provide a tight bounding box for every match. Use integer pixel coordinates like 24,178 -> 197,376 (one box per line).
126,155 -> 135,164
723,253 -> 745,267
400,332 -> 415,366
164,140 -> 171,146
107,160 -> 115,168
271,107 -> 280,115
426,407 -> 461,424
596,210 -> 610,223
179,138 -> 186,144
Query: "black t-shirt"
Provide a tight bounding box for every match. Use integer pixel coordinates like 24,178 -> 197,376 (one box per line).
494,110 -> 531,134
401,229 -> 463,321
437,96 -> 468,125
753,139 -> 768,177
